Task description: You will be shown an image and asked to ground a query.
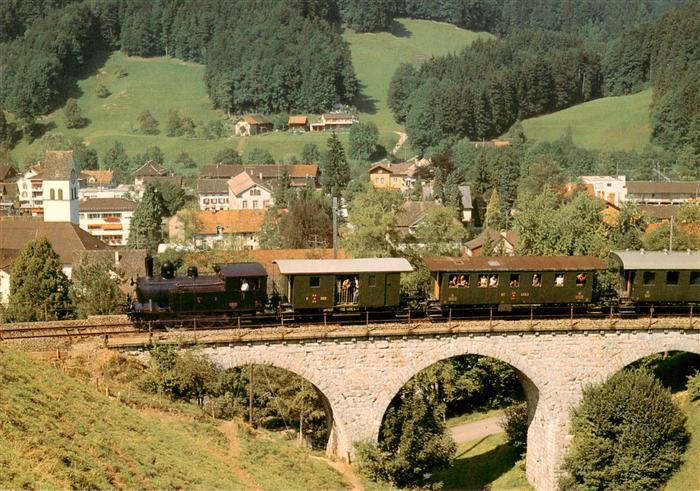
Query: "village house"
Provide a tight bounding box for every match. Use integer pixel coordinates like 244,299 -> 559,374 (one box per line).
465,229 -> 519,256
0,150 -> 112,304
0,165 -> 19,212
199,163 -> 320,189
198,179 -> 230,211
581,175 -> 628,206
78,198 -> 138,246
626,181 -> 700,205
459,185 -> 474,224
287,115 -> 309,132
310,112 -> 357,132
470,139 -> 512,148
228,172 -> 273,210
79,184 -> 131,201
15,164 -> 45,215
168,209 -> 267,250
234,114 -> 273,136
80,169 -> 115,189
132,161 -> 169,191
368,161 -> 417,192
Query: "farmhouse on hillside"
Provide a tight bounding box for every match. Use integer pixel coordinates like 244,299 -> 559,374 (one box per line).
288,115 -> 309,131
235,114 -> 273,136
310,112 -> 357,132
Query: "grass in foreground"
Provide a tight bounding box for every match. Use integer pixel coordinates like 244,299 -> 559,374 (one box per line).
521,89 -> 654,151
432,432 -> 532,490
0,346 -> 349,489
665,392 -> 700,490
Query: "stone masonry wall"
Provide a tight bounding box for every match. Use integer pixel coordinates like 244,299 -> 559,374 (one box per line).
182,328 -> 698,491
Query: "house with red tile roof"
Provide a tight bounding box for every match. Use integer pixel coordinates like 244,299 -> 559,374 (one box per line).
227,172 -> 273,210
168,209 -> 267,250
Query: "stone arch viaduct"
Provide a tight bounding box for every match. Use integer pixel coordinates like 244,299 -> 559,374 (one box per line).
121,322 -> 699,491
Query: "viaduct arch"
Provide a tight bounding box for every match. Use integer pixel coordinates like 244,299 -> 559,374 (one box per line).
135,327 -> 698,491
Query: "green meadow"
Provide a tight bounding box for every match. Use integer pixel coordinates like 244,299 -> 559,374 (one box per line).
521,89 -> 654,151
11,19 -> 487,171
343,18 -> 492,133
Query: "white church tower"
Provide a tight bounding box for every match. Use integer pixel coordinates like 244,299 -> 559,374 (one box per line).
42,150 -> 79,225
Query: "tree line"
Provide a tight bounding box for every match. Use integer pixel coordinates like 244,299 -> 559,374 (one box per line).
0,0 -> 357,123
389,31 -> 605,153
338,0 -> 682,38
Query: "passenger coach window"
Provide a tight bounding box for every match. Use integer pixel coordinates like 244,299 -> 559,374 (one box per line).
532,273 -> 542,287
554,274 -> 564,287
576,273 -> 587,286
509,274 -> 520,287
368,275 -> 376,287
691,272 -> 700,286
643,271 -> 656,285
310,276 -> 320,287
666,271 -> 680,285
449,275 -> 469,287
478,275 -> 488,288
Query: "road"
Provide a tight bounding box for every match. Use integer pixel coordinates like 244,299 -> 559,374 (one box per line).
449,415 -> 503,443
392,131 -> 408,156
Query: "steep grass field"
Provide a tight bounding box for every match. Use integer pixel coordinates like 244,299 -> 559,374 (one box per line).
665,393 -> 700,490
0,346 -> 348,489
343,18 -> 492,134
521,90 -> 654,151
11,19 -> 486,170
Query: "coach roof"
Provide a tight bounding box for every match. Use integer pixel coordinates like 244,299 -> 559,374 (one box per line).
274,258 -> 413,275
423,256 -> 604,272
611,250 -> 700,270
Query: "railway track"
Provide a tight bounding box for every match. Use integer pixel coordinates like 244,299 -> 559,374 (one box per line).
0,305 -> 696,342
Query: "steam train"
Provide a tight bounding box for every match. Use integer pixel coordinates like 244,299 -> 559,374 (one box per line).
131,250 -> 700,322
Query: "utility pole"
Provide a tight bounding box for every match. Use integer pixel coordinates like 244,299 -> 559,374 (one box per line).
669,215 -> 674,252
248,364 -> 254,427
332,196 -> 338,259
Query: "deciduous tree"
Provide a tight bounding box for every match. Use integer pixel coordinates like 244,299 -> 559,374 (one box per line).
348,121 -> 379,161
344,188 -> 404,257
63,98 -> 87,129
137,109 -> 159,135
561,370 -> 689,491
70,255 -> 126,317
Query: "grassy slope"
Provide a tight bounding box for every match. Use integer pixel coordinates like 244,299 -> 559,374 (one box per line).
11,19 -> 487,170
666,393 -> 700,490
343,18 -> 492,135
0,346 -> 347,489
521,89 -> 654,151
432,432 -> 532,490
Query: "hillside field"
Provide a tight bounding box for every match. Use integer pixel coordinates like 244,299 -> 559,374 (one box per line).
343,18 -> 492,135
0,346 -> 350,489
521,90 -> 654,151
10,19 -> 486,172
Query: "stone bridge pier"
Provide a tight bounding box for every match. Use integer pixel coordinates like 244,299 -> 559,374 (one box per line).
196,328 -> 699,491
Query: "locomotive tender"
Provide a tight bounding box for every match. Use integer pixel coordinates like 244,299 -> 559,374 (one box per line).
131,250 -> 700,321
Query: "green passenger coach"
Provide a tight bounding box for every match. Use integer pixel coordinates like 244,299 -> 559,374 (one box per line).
273,258 -> 413,313
610,250 -> 700,305
423,256 -> 604,312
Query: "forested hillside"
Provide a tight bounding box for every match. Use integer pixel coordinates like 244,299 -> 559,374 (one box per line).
384,1 -> 697,155
0,0 -> 357,121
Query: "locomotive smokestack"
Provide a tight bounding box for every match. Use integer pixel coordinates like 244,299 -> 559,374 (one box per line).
145,255 -> 154,278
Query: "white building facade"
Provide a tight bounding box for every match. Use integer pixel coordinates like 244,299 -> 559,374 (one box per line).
79,198 -> 138,246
